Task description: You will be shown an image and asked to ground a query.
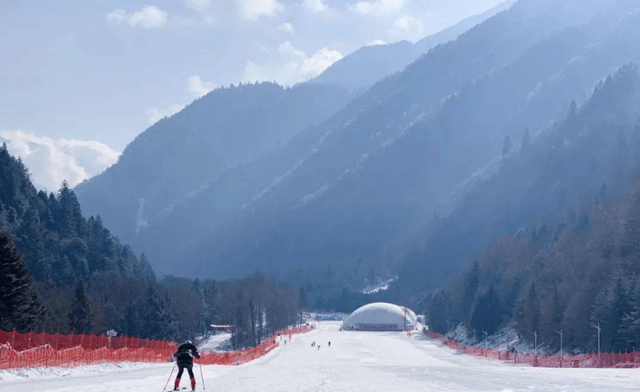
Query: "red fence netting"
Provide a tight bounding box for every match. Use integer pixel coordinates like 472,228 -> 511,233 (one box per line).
0,324 -> 315,370
423,329 -> 640,368
198,324 -> 315,366
0,329 -> 176,370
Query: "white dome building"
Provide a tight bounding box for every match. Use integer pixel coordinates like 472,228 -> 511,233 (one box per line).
341,302 -> 417,331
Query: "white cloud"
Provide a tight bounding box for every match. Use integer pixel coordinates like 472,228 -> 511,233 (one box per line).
106,9 -> 128,24
130,5 -> 168,28
350,0 -> 404,17
243,61 -> 268,83
302,0 -> 328,13
278,41 -> 305,58
146,76 -> 213,127
147,104 -> 185,125
238,0 -> 284,21
188,76 -> 217,98
299,47 -> 343,80
366,39 -> 386,46
278,22 -> 295,34
394,14 -> 423,35
106,5 -> 168,28
244,43 -> 342,85
0,130 -> 121,192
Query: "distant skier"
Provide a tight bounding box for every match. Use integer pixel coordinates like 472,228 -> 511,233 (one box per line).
174,340 -> 201,391
328,341 -> 331,347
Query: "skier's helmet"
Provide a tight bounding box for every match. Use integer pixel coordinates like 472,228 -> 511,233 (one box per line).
184,340 -> 192,345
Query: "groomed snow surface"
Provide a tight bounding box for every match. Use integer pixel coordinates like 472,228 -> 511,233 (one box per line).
1,321 -> 639,391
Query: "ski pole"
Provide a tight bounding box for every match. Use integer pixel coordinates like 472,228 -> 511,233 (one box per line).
200,363 -> 206,390
163,362 -> 176,391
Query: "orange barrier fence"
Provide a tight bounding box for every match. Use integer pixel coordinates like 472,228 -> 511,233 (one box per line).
0,329 -> 176,370
423,329 -> 640,368
0,324 -> 315,370
199,324 -> 315,366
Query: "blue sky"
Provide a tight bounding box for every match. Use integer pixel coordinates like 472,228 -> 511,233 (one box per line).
0,0 -> 504,189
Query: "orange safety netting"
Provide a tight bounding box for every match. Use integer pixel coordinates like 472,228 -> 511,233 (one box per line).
0,324 -> 315,370
423,329 -> 640,368
198,324 -> 315,366
0,329 -> 176,370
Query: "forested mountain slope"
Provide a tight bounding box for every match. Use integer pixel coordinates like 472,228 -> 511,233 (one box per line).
0,144 -> 155,286
180,0 -> 625,276
76,0 -> 629,287
75,82 -> 354,247
0,143 -> 159,335
421,65 -> 640,352
1,144 -> 305,345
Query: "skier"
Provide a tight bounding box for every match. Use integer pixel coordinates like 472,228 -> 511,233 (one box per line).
173,340 -> 201,391
328,341 -> 331,347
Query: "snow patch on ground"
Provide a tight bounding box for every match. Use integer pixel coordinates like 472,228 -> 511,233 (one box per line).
445,324 -> 553,355
135,197 -> 149,233
361,276 -> 397,294
0,362 -> 162,383
199,333 -> 232,352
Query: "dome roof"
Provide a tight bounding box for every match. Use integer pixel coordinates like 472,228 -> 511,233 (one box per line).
342,302 -> 417,331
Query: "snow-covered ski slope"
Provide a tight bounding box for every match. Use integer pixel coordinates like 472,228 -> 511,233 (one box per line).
2,321 -> 639,391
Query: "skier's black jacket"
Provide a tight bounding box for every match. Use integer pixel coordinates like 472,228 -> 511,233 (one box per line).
174,342 -> 200,366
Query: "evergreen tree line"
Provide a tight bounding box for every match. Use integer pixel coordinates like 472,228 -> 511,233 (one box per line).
0,144 -> 305,345
0,143 -> 155,286
425,185 -> 640,353
1,228 -> 306,345
424,148 -> 640,352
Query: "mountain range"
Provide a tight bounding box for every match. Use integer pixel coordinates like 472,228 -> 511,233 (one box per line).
76,0 -> 640,299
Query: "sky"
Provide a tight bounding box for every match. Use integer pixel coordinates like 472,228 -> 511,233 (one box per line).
0,0 -> 505,190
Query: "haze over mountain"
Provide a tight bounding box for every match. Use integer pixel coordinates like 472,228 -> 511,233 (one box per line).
75,82 -> 355,246
76,0 -> 640,300
312,0 -> 516,90
419,65 -> 640,351
401,62 -> 640,293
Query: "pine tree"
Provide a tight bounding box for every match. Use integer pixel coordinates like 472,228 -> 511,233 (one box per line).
590,278 -> 632,352
461,261 -> 480,320
140,253 -> 156,283
0,231 -> 46,332
55,181 -> 85,238
620,185 -> 640,265
541,285 -> 562,344
619,277 -> 640,349
470,285 -> 502,335
428,290 -> 452,334
121,295 -> 141,337
299,286 -> 309,310
143,286 -> 177,340
68,280 -> 92,334
514,282 -> 541,337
